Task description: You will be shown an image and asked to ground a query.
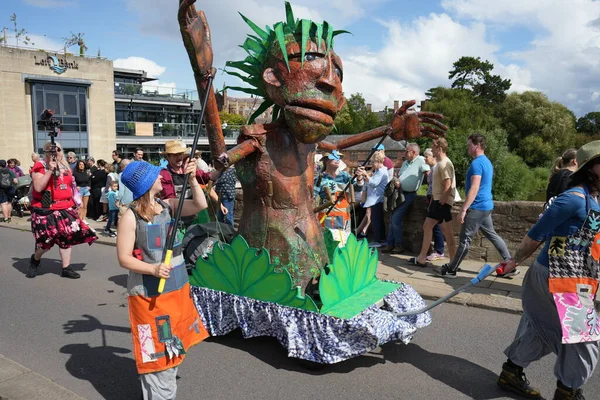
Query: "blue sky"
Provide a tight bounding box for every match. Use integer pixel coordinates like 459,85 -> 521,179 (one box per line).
2,0 -> 599,116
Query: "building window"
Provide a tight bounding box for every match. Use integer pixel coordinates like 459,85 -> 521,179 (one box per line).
31,82 -> 89,157
32,83 -> 87,132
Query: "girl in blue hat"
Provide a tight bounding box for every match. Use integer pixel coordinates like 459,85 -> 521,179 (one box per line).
116,158 -> 210,399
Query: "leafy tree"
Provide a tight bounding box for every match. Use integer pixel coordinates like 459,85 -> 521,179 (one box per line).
497,91 -> 579,167
334,93 -> 382,134
219,112 -> 246,125
423,87 -> 500,131
577,112 -> 600,135
448,56 -> 511,103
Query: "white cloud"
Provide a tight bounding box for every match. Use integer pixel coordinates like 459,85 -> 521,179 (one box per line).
442,0 -> 600,115
2,33 -> 63,52
23,0 -> 77,7
113,56 -> 166,78
122,0 -> 599,116
338,13 -> 527,110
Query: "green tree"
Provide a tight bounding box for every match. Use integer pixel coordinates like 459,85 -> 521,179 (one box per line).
497,91 -> 579,167
448,56 -> 511,103
333,93 -> 382,134
577,112 -> 600,135
423,87 -> 500,131
219,112 -> 246,125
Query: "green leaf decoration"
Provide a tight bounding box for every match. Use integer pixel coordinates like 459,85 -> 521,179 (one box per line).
285,1 -> 296,29
224,86 -> 263,96
225,2 -> 351,123
239,12 -> 269,41
190,236 -> 318,312
300,19 -> 311,67
322,227 -> 340,264
273,22 -> 290,71
319,234 -> 401,319
248,99 -> 274,124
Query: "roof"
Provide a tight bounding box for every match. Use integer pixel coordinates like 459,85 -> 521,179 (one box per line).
324,135 -> 407,151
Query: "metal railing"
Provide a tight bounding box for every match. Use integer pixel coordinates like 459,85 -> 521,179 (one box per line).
115,121 -> 241,139
114,82 -> 198,102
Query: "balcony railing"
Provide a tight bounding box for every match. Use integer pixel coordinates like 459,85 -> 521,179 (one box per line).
114,82 -> 199,102
116,121 -> 240,139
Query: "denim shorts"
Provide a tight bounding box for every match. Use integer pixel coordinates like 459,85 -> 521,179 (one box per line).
0,189 -> 7,204
79,186 -> 91,197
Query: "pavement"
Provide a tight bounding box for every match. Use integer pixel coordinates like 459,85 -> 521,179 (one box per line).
0,214 -> 525,399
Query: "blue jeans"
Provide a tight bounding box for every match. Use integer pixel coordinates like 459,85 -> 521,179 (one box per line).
218,197 -> 235,227
432,223 -> 444,254
105,209 -> 119,231
386,192 -> 417,247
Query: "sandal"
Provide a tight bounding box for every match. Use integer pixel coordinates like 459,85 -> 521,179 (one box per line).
408,256 -> 428,268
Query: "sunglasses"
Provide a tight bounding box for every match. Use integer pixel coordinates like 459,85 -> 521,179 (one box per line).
44,147 -> 62,153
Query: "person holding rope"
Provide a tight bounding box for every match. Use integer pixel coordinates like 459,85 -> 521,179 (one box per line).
27,141 -> 98,279
496,141 -> 600,400
117,159 -> 209,399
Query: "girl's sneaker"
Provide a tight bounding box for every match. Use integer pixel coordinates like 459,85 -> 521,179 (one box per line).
426,253 -> 445,261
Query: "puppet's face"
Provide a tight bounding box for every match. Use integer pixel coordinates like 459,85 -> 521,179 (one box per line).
263,37 -> 345,144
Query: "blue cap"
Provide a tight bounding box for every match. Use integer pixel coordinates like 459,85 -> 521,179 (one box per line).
372,144 -> 384,151
326,150 -> 343,161
121,161 -> 162,200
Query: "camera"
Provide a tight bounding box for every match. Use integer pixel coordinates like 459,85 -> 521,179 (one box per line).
37,109 -> 62,136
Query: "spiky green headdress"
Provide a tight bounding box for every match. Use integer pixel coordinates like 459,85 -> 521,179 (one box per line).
224,1 -> 349,124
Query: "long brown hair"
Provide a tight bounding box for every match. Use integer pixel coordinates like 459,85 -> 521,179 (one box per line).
131,191 -> 160,222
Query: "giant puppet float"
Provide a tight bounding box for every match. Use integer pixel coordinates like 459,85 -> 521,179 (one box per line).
174,0 -> 489,364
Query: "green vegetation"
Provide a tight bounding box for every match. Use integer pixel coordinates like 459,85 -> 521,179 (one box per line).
333,55 -> 593,201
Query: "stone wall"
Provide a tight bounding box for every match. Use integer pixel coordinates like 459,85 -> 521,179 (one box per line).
397,196 -> 544,264
233,190 -> 545,264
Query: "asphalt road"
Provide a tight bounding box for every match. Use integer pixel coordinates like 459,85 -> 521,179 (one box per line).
1,227 -> 599,400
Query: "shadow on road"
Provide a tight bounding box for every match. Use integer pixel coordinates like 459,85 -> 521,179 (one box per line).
382,343 -> 532,400
61,314 -> 139,400
108,274 -> 128,288
207,329 -> 384,375
12,256 -> 86,277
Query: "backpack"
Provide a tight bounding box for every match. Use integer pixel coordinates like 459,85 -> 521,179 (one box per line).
0,168 -> 13,190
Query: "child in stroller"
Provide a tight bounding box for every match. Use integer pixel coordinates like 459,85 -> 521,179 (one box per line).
11,176 -> 32,218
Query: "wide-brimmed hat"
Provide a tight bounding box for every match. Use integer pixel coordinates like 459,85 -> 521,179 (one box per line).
162,140 -> 188,155
323,150 -> 343,161
574,140 -> 600,174
121,161 -> 162,200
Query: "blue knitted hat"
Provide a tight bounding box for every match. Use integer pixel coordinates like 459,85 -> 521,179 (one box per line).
121,161 -> 162,200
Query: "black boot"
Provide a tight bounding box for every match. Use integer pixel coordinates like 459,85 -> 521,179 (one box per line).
26,254 -> 40,278
554,381 -> 585,400
497,360 -> 541,398
61,266 -> 80,279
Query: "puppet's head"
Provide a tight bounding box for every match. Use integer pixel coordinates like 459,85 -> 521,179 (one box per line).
225,2 -> 347,144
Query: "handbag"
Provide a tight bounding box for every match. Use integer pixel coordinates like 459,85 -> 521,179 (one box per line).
71,178 -> 82,207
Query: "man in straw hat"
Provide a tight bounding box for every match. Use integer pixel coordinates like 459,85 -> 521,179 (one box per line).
159,140 -> 225,227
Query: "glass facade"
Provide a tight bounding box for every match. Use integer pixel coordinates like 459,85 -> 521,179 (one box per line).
31,82 -> 89,158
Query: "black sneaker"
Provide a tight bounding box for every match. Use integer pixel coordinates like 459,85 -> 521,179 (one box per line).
435,264 -> 457,279
61,267 -> 80,279
497,362 -> 541,398
26,254 -> 40,278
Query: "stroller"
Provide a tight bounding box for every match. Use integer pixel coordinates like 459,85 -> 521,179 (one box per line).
11,176 -> 31,218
